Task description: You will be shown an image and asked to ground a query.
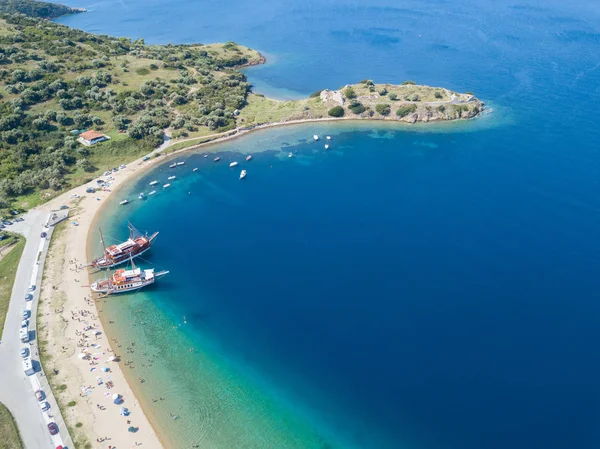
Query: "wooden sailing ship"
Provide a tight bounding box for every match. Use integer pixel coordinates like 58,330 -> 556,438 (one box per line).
90,257 -> 169,295
88,222 -> 158,269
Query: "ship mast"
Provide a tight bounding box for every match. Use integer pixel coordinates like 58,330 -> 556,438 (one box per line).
99,228 -> 112,264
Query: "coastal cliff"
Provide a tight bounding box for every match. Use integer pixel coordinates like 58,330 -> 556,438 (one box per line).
0,0 -> 85,18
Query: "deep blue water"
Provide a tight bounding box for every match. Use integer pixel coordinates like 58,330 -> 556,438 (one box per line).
61,1 -> 600,448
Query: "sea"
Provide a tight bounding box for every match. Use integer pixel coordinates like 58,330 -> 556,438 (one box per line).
59,1 -> 600,448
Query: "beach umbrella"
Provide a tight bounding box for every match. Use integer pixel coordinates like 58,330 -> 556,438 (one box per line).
102,367 -> 110,372
78,353 -> 88,359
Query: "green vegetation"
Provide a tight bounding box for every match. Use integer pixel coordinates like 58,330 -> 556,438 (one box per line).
402,80 -> 416,85
0,402 -> 23,449
0,235 -> 24,338
309,89 -> 323,98
349,101 -> 366,114
343,87 -> 356,99
327,106 -> 344,117
396,104 -> 417,117
388,93 -> 397,100
375,104 -> 390,116
67,400 -> 76,407
0,0 -> 80,19
0,13 -> 261,215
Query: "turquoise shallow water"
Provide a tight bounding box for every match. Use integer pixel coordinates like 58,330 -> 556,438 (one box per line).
74,1 -> 600,448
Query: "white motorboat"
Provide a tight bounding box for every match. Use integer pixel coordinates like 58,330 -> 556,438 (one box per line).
168,176 -> 176,180
288,152 -> 293,158
149,181 -> 158,186
246,155 -> 252,161
230,161 -> 238,167
313,134 -> 319,141
176,161 -> 185,166
148,190 -> 156,196
169,163 -> 177,168
138,193 -> 145,200
326,136 -> 331,140
324,144 -> 329,150
214,157 -> 220,162
119,200 -> 129,205
193,168 -> 198,172
163,183 -> 171,188
240,170 -> 247,180
204,154 -> 208,158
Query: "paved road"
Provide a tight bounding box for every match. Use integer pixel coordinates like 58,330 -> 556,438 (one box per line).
0,209 -> 73,449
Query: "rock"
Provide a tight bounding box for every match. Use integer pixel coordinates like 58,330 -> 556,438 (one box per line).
319,89 -> 344,106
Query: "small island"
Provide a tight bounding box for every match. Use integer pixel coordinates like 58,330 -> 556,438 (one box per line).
0,9 -> 483,216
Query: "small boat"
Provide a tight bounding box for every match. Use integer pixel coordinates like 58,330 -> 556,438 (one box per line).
240,170 -> 247,180
326,136 -> 331,140
168,176 -> 176,180
119,200 -> 129,206
246,155 -> 252,161
313,134 -> 319,141
193,168 -> 198,172
138,193 -> 145,200
176,162 -> 185,166
163,183 -> 171,188
169,163 -> 177,168
288,152 -> 293,158
324,144 -> 329,150
148,191 -> 156,196
230,162 -> 238,168
214,157 -> 220,162
204,154 -> 208,158
149,181 -> 158,186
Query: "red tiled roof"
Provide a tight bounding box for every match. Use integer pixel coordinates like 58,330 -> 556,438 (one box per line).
80,130 -> 105,140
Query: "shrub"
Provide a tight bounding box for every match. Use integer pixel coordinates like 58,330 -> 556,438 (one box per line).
434,90 -> 443,99
328,106 -> 345,117
135,68 -> 150,75
378,88 -> 388,96
149,64 -> 159,70
343,87 -> 356,99
396,104 -> 417,117
402,80 -> 416,85
75,422 -> 83,428
67,400 -> 76,407
375,104 -> 390,116
349,101 -> 366,114
437,105 -> 446,112
309,89 -> 323,98
388,93 -> 397,101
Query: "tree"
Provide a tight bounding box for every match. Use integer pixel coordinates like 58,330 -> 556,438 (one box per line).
375,104 -> 390,116
402,80 -> 416,85
388,93 -> 397,101
343,87 -> 356,99
396,104 -> 417,117
328,106 -> 344,117
349,101 -> 366,114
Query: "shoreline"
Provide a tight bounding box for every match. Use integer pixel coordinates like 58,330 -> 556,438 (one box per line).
34,113 -> 485,448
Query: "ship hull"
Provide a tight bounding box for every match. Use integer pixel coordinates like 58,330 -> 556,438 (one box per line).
92,245 -> 152,269
91,278 -> 155,295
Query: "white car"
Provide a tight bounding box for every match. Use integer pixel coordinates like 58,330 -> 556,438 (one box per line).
40,401 -> 50,412
27,285 -> 35,292
21,319 -> 28,328
22,310 -> 30,319
20,348 -> 29,358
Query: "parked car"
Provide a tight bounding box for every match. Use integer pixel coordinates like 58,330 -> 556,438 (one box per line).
119,164 -> 126,169
35,390 -> 45,401
59,205 -> 69,210
40,232 -> 47,238
27,285 -> 35,292
47,422 -> 58,435
14,217 -> 24,222
40,401 -> 50,412
25,293 -> 33,301
21,319 -> 28,328
22,310 -> 30,319
20,348 -> 29,358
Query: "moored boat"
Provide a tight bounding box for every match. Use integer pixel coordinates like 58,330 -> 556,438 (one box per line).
168,176 -> 176,180
193,168 -> 198,172
240,169 -> 247,180
288,152 -> 293,158
88,223 -> 158,269
230,161 -> 238,167
90,258 -> 169,295
119,200 -> 129,205
148,190 -> 156,196
326,136 -> 331,140
138,193 -> 145,200
169,163 -> 177,168
214,157 -> 220,162
176,161 -> 185,166
313,134 -> 319,141
149,181 -> 158,186
246,155 -> 252,161
324,144 -> 329,150
163,183 -> 171,188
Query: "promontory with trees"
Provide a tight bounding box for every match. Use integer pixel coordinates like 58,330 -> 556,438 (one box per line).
0,3 -> 483,216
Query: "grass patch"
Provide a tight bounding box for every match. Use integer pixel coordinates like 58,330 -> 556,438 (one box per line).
0,237 -> 25,339
0,402 -> 24,449
67,400 -> 76,407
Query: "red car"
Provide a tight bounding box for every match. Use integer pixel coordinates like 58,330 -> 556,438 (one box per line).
47,422 -> 58,435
